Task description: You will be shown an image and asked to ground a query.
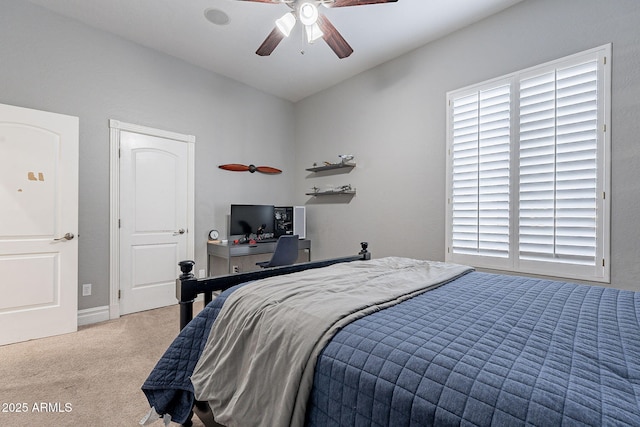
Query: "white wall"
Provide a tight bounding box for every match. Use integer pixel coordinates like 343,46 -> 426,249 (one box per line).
294,0 -> 640,291
0,0 -> 296,309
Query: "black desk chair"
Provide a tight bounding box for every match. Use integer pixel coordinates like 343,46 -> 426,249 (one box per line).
256,235 -> 299,268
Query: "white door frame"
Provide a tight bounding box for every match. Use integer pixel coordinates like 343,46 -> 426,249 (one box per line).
108,119 -> 194,319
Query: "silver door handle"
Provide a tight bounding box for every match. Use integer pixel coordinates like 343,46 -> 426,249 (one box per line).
54,232 -> 75,241
173,229 -> 186,236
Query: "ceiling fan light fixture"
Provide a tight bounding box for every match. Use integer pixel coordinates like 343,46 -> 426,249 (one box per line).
275,12 -> 296,37
305,23 -> 324,43
299,2 -> 319,26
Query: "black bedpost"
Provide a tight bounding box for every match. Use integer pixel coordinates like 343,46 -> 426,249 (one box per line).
178,260 -> 195,331
359,242 -> 371,260
177,259 -> 196,427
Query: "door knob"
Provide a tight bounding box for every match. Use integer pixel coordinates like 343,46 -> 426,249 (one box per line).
173,228 -> 186,236
54,232 -> 75,241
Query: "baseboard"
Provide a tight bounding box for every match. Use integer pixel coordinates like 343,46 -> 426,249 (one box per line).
77,305 -> 110,326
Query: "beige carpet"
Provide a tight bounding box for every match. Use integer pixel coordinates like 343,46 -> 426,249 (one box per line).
0,303 -> 205,427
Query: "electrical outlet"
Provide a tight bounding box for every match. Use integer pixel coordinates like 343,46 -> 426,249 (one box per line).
232,265 -> 240,273
82,283 -> 92,296
198,269 -> 206,279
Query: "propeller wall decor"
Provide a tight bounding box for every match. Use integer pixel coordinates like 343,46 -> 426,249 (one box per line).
239,0 -> 399,59
219,163 -> 282,174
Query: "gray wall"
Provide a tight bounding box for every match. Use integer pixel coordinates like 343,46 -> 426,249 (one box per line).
0,0 -> 296,310
294,0 -> 640,291
2,0 -> 639,312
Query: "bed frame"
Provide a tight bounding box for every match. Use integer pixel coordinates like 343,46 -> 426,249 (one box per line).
176,241 -> 370,330
174,242 -> 370,426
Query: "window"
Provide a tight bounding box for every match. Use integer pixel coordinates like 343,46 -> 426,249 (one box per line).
446,45 -> 611,282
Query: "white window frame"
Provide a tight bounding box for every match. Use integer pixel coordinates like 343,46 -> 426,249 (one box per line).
445,45 -> 611,283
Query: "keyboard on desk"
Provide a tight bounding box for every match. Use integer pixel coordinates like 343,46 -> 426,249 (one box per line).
256,238 -> 277,243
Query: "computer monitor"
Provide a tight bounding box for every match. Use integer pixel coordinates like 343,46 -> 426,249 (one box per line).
229,204 -> 275,239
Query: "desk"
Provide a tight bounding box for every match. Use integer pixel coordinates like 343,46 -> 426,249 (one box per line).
207,239 -> 311,276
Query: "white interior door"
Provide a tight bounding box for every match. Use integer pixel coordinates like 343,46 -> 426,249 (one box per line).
0,103 -> 79,346
118,129 -> 193,315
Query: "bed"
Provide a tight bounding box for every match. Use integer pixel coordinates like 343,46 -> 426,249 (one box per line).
142,244 -> 640,426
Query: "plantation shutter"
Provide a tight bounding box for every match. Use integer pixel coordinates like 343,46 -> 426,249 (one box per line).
519,60 -> 599,266
451,84 -> 511,258
447,45 -> 609,282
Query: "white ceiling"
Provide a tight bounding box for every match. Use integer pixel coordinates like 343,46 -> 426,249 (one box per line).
26,0 -> 523,102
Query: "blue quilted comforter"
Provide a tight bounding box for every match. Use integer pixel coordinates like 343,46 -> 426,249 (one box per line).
142,283 -> 245,424
143,272 -> 640,426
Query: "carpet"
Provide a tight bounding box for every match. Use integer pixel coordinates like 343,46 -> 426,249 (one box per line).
0,302 -> 205,427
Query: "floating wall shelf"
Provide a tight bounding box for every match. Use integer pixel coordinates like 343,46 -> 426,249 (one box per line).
305,189 -> 356,197
306,157 -> 356,200
305,162 -> 356,173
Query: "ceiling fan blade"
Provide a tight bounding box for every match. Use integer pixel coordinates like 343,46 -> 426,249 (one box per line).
255,166 -> 282,174
219,164 -> 251,172
256,27 -> 285,56
237,0 -> 283,3
329,0 -> 398,6
317,15 -> 353,59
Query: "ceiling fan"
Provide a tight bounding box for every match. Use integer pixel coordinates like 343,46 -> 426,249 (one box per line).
239,0 -> 399,59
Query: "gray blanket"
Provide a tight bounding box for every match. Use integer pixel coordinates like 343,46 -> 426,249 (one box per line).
190,257 -> 473,427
